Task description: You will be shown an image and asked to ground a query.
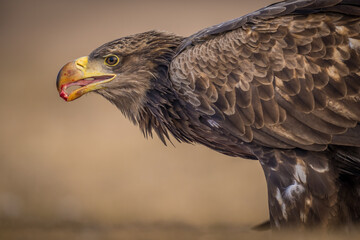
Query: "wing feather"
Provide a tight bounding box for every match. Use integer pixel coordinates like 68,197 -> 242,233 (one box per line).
170,6 -> 360,150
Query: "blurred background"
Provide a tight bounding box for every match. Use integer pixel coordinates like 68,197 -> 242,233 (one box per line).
0,0 -> 358,239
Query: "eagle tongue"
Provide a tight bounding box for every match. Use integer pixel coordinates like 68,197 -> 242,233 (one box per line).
59,78 -> 101,101
59,88 -> 68,101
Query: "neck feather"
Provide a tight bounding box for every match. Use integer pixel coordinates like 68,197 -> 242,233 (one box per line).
134,34 -> 190,144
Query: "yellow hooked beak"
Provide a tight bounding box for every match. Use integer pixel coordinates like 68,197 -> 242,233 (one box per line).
56,56 -> 115,101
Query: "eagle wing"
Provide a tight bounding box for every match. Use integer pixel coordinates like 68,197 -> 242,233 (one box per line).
169,0 -> 360,152
177,0 -> 360,53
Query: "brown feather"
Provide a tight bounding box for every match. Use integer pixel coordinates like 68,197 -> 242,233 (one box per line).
70,0 -> 360,229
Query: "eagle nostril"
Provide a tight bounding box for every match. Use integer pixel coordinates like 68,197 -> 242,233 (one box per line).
76,61 -> 86,70
74,56 -> 88,71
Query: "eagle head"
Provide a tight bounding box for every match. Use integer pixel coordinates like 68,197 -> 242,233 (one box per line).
56,31 -> 183,120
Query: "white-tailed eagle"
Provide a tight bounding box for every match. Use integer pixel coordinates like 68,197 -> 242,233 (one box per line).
56,0 -> 360,229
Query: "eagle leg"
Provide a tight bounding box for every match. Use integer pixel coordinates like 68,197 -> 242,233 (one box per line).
253,147 -> 354,229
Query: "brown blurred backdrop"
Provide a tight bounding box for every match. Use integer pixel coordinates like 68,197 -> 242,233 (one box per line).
3,1 -> 354,239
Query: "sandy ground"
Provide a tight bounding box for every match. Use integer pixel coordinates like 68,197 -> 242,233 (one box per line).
0,0 -> 359,239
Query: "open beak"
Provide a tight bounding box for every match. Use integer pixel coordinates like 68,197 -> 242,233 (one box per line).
56,56 -> 115,101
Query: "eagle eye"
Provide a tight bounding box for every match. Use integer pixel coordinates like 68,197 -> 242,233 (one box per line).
104,55 -> 119,66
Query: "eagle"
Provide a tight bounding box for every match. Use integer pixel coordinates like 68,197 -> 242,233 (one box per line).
56,0 -> 360,229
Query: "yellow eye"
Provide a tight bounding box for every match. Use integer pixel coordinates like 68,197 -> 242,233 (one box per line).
104,55 -> 119,66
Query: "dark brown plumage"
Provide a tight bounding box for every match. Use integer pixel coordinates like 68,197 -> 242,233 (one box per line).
57,0 -> 360,229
